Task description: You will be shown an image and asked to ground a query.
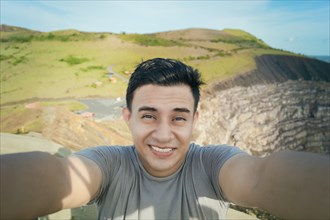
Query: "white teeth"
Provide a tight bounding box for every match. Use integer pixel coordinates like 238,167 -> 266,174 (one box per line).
151,146 -> 173,153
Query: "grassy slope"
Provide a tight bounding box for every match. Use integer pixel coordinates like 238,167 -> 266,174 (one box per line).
0,27 -> 293,104
0,26 -> 293,133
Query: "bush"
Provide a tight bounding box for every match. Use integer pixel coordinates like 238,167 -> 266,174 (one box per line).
0,54 -> 12,61
81,65 -> 105,72
13,55 -> 28,65
60,55 -> 89,65
120,34 -> 182,47
0,34 -> 33,43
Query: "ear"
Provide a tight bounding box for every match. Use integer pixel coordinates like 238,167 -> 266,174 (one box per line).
122,107 -> 131,124
193,111 -> 199,129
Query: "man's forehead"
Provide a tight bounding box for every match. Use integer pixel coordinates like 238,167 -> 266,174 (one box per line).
133,84 -> 193,98
131,84 -> 194,111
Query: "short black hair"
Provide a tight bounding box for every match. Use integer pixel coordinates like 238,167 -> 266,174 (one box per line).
126,58 -> 204,112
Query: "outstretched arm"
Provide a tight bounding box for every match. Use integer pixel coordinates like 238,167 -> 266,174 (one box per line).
0,151 -> 102,219
219,150 -> 330,219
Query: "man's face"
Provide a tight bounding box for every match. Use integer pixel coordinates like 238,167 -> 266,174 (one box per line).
123,84 -> 199,177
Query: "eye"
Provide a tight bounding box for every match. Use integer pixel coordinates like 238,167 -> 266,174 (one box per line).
141,114 -> 156,120
173,116 -> 187,122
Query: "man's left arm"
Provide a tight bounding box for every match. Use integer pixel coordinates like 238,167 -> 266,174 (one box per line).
219,150 -> 330,220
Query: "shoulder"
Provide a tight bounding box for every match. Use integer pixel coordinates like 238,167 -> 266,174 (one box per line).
76,145 -> 134,156
189,143 -> 244,158
186,143 -> 245,172
75,146 -> 135,167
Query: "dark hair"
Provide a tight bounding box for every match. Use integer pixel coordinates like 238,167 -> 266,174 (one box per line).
126,58 -> 204,112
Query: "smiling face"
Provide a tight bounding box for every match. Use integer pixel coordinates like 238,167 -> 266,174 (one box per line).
123,84 -> 199,177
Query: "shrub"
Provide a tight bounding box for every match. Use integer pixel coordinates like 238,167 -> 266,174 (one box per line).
120,34 -> 182,47
81,65 -> 104,72
1,34 -> 33,43
0,54 -> 12,61
13,55 -> 28,65
60,55 -> 89,65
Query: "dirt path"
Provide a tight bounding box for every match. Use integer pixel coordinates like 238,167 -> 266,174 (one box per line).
107,65 -> 129,82
75,65 -> 128,121
78,98 -> 125,121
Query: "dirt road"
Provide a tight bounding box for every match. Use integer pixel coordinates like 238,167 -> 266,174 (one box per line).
78,98 -> 125,121
107,65 -> 129,82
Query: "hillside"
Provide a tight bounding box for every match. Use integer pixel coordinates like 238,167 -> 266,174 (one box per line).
1,24 -> 329,143
0,24 -> 294,135
1,24 -> 328,135
0,25 -> 292,105
0,24 -> 37,32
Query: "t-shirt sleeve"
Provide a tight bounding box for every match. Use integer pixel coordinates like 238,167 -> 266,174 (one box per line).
201,145 -> 246,202
74,146 -> 124,204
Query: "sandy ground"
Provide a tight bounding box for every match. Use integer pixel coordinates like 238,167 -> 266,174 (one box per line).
0,132 -> 68,155
1,132 -> 258,220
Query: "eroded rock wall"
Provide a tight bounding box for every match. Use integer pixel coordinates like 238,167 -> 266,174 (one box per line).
196,81 -> 330,156
42,107 -> 131,151
211,55 -> 329,92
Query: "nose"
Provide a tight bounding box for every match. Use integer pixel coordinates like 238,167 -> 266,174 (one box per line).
152,121 -> 173,143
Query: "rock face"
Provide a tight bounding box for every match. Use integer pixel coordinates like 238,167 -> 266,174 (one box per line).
211,55 -> 329,92
42,107 -> 131,151
196,55 -> 330,156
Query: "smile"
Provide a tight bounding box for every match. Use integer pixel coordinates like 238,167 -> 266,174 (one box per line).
149,145 -> 176,154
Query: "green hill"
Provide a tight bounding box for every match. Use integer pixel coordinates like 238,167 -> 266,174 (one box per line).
0,24 -> 297,133
0,25 -> 293,105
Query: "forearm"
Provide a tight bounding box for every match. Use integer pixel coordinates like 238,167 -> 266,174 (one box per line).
255,150 -> 330,219
0,151 -> 70,219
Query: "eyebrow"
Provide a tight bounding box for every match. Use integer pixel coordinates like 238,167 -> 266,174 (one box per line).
138,106 -> 157,112
138,106 -> 190,113
173,107 -> 190,113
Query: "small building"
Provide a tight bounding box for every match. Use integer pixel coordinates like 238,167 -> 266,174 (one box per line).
80,112 -> 95,118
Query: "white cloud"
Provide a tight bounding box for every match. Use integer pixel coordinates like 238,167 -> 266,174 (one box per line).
288,37 -> 297,42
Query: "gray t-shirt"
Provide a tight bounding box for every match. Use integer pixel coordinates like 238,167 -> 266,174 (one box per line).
76,143 -> 243,220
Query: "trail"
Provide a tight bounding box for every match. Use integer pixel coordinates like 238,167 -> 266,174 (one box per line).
78,98 -> 125,121
77,65 -> 128,121
107,65 -> 129,82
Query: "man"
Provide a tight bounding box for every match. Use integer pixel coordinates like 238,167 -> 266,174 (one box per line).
1,58 -> 329,220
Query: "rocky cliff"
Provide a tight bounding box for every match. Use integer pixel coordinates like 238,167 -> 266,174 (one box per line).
210,54 -> 329,92
42,107 -> 131,151
196,55 -> 330,156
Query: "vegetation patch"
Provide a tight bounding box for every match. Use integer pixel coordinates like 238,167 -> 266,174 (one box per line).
0,30 -> 110,43
37,32 -> 99,42
211,37 -> 268,49
0,54 -> 13,61
119,34 -> 183,47
13,55 -> 28,65
0,33 -> 34,43
0,53 -> 28,65
60,55 -> 89,65
80,65 -> 105,72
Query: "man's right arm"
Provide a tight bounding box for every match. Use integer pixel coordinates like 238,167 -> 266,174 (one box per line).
0,151 -> 102,219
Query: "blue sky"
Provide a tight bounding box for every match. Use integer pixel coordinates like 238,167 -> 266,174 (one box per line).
1,0 -> 329,55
